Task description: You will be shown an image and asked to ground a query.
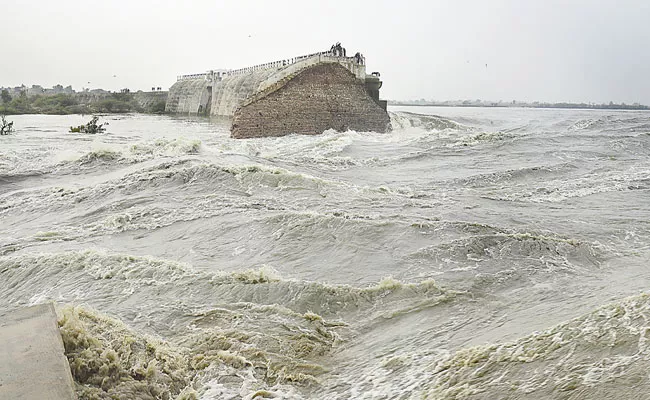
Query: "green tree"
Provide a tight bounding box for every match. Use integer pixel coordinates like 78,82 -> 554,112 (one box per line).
1,89 -> 10,104
32,94 -> 79,114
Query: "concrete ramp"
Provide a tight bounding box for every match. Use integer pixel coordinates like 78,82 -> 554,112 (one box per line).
0,303 -> 76,399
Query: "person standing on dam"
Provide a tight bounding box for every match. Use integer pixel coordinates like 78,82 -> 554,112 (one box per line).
330,42 -> 346,57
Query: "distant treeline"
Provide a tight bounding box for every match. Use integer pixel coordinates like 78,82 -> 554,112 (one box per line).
389,100 -> 650,111
0,90 -> 167,115
523,102 -> 649,110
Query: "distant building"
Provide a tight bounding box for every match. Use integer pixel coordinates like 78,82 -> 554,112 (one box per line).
27,85 -> 45,96
12,85 -> 27,95
47,84 -> 75,95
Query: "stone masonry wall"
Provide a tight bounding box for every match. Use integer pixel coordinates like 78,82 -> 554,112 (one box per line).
231,63 -> 390,138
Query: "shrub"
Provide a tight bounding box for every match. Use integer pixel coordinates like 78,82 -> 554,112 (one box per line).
1,89 -> 10,104
70,116 -> 108,134
0,115 -> 14,135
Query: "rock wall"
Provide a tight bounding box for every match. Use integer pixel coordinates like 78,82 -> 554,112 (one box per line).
231,63 -> 391,138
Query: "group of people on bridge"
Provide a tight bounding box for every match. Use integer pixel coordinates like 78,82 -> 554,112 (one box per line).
328,42 -> 365,65
330,42 -> 346,57
353,52 -> 365,65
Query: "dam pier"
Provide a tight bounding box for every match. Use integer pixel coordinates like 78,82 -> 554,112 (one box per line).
166,45 -> 390,138
0,304 -> 76,399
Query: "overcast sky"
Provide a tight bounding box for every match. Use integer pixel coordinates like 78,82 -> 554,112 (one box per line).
3,0 -> 649,104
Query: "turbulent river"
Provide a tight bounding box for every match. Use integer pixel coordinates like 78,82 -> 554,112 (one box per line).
1,107 -> 650,399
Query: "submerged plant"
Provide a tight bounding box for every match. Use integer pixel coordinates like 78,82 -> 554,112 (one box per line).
0,114 -> 14,135
70,116 -> 108,134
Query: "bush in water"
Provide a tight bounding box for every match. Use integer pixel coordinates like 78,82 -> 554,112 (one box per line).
0,114 -> 13,135
70,116 -> 108,134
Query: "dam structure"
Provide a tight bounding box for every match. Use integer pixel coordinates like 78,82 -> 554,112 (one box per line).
165,45 -> 390,138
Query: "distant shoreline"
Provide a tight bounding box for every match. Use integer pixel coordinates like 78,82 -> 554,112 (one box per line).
0,90 -> 167,116
389,102 -> 650,111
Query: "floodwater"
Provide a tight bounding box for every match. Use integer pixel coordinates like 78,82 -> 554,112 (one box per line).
1,107 -> 650,399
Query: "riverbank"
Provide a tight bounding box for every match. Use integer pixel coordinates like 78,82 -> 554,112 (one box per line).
0,91 -> 167,115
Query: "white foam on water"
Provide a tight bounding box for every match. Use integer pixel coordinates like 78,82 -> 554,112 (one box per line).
2,110 -> 650,399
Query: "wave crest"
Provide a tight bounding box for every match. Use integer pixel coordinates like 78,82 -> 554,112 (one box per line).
420,292 -> 650,399
389,111 -> 467,132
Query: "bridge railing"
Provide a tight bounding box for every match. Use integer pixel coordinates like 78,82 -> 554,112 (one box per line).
226,51 -> 361,77
177,73 -> 209,81
177,50 -> 365,81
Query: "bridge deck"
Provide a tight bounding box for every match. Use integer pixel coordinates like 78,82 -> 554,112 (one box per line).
0,303 -> 76,399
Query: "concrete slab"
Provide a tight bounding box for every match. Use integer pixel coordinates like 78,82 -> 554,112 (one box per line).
0,303 -> 76,399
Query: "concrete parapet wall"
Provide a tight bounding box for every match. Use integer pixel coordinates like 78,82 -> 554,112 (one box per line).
165,78 -> 211,114
177,73 -> 208,81
210,70 -> 277,116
